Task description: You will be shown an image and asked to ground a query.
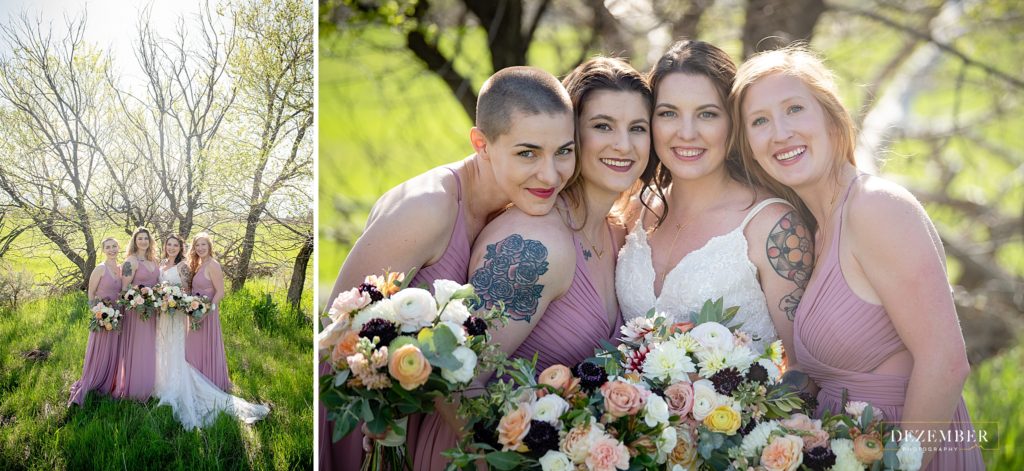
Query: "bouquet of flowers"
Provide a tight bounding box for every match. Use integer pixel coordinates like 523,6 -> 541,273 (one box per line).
596,299 -> 805,469
730,400 -> 923,471
119,284 -> 162,320
156,282 -> 188,316
88,298 -> 121,332
317,270 -> 506,471
447,356 -> 686,471
182,294 -> 212,330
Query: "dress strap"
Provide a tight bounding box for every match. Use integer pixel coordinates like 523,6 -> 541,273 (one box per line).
836,173 -> 868,247
445,167 -> 462,201
739,197 -> 792,231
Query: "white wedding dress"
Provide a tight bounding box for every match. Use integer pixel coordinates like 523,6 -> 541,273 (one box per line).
154,265 -> 269,430
616,198 -> 789,352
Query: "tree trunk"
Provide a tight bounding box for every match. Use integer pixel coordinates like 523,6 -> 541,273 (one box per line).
287,232 -> 313,309
741,0 -> 825,59
231,203 -> 265,292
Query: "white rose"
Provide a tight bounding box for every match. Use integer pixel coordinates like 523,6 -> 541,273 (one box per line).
390,288 -> 438,332
643,393 -> 671,427
689,322 -> 735,353
432,279 -> 462,307
440,346 -> 477,384
897,434 -> 923,471
655,425 -> 677,464
691,379 -> 719,421
439,321 -> 467,345
642,343 -> 696,383
439,300 -> 471,325
532,394 -> 570,425
538,450 -> 573,471
351,298 -> 396,330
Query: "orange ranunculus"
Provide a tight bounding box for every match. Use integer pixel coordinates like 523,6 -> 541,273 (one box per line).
387,344 -> 431,390
853,434 -> 884,464
538,364 -> 572,391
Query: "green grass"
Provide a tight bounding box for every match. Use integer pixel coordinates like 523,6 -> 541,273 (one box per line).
0,284 -> 313,470
964,340 -> 1024,470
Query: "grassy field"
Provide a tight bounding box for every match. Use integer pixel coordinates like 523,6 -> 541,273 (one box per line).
0,283 -> 313,470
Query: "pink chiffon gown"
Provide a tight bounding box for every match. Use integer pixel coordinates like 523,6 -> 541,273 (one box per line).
68,265 -> 123,406
794,176 -> 985,470
113,261 -> 159,401
410,217 -> 622,471
320,168 -> 471,470
185,261 -> 232,391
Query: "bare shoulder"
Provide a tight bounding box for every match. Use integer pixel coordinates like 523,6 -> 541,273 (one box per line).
473,208 -> 576,285
744,198 -> 801,242
206,259 -> 224,275
363,167 -> 460,245
845,176 -> 931,240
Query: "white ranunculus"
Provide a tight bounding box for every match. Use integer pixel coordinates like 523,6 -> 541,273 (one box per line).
538,450 -> 573,471
390,288 -> 438,332
897,434 -> 923,471
439,300 -> 471,325
655,425 -> 677,464
351,298 -> 396,330
532,394 -> 570,425
644,394 -> 671,427
440,346 -> 477,383
830,439 -> 864,471
689,322 -> 735,353
690,379 -> 719,421
739,420 -> 780,456
432,279 -> 462,307
642,343 -> 696,383
439,321 -> 468,345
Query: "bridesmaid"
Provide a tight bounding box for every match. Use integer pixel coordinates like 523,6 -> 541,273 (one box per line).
409,57 -> 652,471
184,232 -> 231,391
319,66 -> 574,469
113,227 -> 160,401
68,237 -> 123,406
731,46 -> 984,469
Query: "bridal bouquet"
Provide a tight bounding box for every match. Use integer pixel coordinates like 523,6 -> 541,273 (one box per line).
730,400 -> 923,471
318,270 -> 506,470
596,299 -> 804,469
182,294 -> 212,330
88,299 -> 121,332
446,357 -> 683,470
119,284 -> 162,320
156,282 -> 188,316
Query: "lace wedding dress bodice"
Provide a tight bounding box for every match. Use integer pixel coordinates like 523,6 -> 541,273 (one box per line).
615,198 -> 789,352
155,264 -> 268,430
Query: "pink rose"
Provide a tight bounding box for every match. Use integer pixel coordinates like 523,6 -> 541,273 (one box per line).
760,434 -> 804,471
330,288 -> 371,321
780,413 -> 829,451
663,382 -> 694,417
585,435 -> 630,471
600,380 -> 646,418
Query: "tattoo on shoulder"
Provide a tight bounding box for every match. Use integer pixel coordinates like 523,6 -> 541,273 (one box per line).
469,234 -> 548,322
121,261 -> 134,277
766,210 -> 813,321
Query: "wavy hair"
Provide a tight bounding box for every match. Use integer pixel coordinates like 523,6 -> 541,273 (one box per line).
125,227 -> 157,262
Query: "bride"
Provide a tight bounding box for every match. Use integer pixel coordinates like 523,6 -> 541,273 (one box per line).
154,234 -> 269,430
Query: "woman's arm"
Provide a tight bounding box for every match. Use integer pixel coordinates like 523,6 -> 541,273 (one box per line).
208,261 -> 226,306
120,256 -> 137,291
177,261 -> 192,294
746,203 -> 815,391
87,267 -> 103,304
848,183 -> 970,468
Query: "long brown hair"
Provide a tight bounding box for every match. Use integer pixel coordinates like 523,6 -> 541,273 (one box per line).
644,39 -> 746,228
163,234 -> 186,265
187,232 -> 216,277
729,45 -> 855,234
560,56 -> 653,229
126,227 -> 157,262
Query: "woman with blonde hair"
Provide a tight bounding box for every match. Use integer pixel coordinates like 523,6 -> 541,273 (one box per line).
184,232 -> 231,391
731,45 -> 983,469
113,227 -> 160,401
69,237 -> 123,406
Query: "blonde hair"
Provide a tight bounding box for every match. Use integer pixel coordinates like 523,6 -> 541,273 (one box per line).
99,237 -> 120,250
125,227 -> 157,262
187,232 -> 216,276
729,45 -> 858,233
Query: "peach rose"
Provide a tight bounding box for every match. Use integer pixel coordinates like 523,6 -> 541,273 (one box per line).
803,428 -> 830,452
539,364 -> 572,392
331,330 -> 361,367
780,413 -> 829,451
497,404 -> 532,451
600,380 -> 646,418
669,424 -> 698,468
853,434 -> 884,464
585,435 -> 630,471
387,344 -> 432,390
560,423 -> 594,463
760,434 -> 804,471
663,382 -> 694,417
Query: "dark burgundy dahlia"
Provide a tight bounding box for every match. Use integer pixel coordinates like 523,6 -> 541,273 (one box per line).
523,421 -> 559,455
745,362 -> 769,384
358,318 -> 398,348
357,282 -> 384,302
803,446 -> 837,470
463,316 -> 487,336
710,367 -> 744,395
572,361 -> 608,392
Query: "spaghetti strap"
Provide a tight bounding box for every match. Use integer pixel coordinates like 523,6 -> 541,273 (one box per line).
835,173 -> 868,250
739,197 -> 791,230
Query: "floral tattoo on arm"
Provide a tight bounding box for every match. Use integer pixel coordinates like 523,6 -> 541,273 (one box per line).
121,260 -> 133,277
469,234 -> 549,322
766,211 -> 813,320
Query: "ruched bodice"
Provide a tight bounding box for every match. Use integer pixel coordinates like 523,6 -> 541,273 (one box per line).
133,261 -> 160,287
616,198 -> 787,352
95,265 -> 121,301
191,263 -> 214,298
